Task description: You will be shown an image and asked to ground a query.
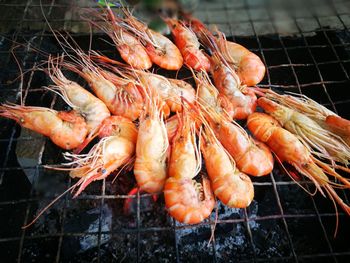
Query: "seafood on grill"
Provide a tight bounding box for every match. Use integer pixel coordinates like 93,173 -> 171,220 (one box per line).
61,54 -> 144,121
86,5 -> 152,69
325,115 -> 350,146
209,52 -> 257,120
187,15 -> 265,86
164,111 -> 215,224
134,91 -> 169,193
11,8 -> 350,231
257,96 -> 350,168
195,71 -> 273,176
256,88 -> 350,147
96,57 -> 196,114
59,116 -> 137,197
134,70 -> 196,113
119,8 -> 183,70
200,121 -> 254,208
247,112 -> 350,228
46,58 -> 110,150
164,17 -> 210,71
0,104 -> 88,150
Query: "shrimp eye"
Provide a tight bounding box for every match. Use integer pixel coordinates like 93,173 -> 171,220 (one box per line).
20,118 -> 24,123
101,168 -> 107,174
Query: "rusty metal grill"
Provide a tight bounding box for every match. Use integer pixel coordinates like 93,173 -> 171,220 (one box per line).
0,0 -> 350,262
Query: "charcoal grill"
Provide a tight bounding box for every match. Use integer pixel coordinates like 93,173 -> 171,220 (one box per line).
0,0 -> 350,262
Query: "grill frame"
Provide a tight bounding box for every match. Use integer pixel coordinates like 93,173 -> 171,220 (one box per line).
0,0 -> 350,262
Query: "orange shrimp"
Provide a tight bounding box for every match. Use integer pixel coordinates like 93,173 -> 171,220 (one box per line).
164,112 -> 215,224
164,18 -> 210,71
187,15 -> 265,85
215,30 -> 265,86
46,58 -> 110,137
247,112 -> 350,219
133,70 -> 195,113
200,124 -> 254,208
258,97 -> 350,167
0,104 -> 87,150
256,88 -> 350,147
61,55 -> 144,121
326,115 -> 350,145
62,116 -> 137,197
134,94 -> 169,193
209,52 -> 257,120
91,53 -> 193,114
195,71 -> 273,176
104,6 -> 152,69
24,115 -> 137,228
120,9 -> 183,70
87,6 -> 152,69
204,109 -> 273,176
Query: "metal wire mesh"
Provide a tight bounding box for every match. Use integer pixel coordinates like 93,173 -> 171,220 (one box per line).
0,0 -> 350,262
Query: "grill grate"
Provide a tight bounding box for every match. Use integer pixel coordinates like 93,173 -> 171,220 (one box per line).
0,0 -> 350,262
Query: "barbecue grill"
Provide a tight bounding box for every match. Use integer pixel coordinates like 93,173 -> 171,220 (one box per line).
0,0 -> 350,262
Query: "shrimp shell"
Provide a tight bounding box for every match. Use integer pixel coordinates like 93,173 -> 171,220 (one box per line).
0,104 -> 87,150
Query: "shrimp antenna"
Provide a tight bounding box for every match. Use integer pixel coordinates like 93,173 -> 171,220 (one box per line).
10,45 -> 24,106
22,182 -> 78,229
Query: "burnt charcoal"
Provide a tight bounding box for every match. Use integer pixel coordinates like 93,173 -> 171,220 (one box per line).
61,204 -> 112,259
250,219 -> 292,259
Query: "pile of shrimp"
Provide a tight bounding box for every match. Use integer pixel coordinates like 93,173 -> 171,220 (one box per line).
2,5 -> 350,232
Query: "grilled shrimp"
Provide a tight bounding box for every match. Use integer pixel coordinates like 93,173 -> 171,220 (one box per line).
0,104 -> 87,150
47,59 -> 110,137
88,6 -> 152,69
200,124 -> 254,208
120,9 -> 183,70
256,88 -> 350,147
325,115 -> 350,146
134,94 -> 169,193
130,69 -> 195,113
187,16 -> 265,85
60,116 -> 137,197
195,71 -> 273,176
164,18 -> 210,71
61,54 -> 144,121
215,30 -> 265,86
209,112 -> 274,177
210,52 -> 257,120
247,112 -> 350,217
164,112 -> 215,224
258,97 -> 350,167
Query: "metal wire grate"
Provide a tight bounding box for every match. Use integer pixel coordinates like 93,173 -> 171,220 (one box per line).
0,0 -> 350,262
